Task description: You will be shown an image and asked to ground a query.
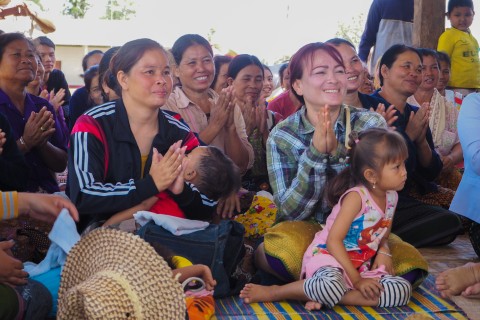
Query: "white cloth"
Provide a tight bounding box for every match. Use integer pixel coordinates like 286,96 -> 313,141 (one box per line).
445,89 -> 455,105
133,211 -> 209,235
407,89 -> 460,155
256,190 -> 273,201
24,209 -> 81,276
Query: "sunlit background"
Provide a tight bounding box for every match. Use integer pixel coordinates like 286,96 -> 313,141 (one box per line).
1,0 -> 478,87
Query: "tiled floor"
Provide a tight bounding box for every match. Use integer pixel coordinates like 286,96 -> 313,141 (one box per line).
418,235 -> 480,320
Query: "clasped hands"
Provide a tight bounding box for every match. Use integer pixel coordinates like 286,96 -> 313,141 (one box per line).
209,87 -> 236,130
312,105 -> 338,154
210,87 -> 270,137
149,140 -> 188,195
405,102 -> 430,144
40,88 -> 65,114
22,106 -> 56,150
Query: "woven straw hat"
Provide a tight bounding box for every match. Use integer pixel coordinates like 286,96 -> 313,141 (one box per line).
57,228 -> 185,319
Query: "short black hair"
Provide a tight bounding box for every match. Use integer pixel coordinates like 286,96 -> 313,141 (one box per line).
436,51 -> 451,68
196,146 -> 241,200
0,33 -> 34,64
447,0 -> 474,13
377,44 -> 422,87
33,36 -> 55,50
211,55 -> 232,90
417,48 -> 439,64
326,37 -> 355,49
171,34 -> 213,66
84,65 -> 99,94
98,46 -> 120,101
82,49 -> 103,72
278,62 -> 289,87
227,54 -> 263,79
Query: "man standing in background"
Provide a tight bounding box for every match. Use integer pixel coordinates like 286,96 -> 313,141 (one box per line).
358,0 -> 414,74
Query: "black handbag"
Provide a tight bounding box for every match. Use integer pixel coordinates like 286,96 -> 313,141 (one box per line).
137,220 -> 246,298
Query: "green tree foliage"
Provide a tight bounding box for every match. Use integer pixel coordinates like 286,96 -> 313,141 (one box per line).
62,0 -> 90,19
274,55 -> 291,65
102,0 -> 136,20
335,13 -> 366,49
207,28 -> 221,51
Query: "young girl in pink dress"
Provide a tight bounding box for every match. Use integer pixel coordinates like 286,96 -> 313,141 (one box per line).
240,128 -> 412,310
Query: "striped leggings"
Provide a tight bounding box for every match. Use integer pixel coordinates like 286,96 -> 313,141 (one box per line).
303,267 -> 412,308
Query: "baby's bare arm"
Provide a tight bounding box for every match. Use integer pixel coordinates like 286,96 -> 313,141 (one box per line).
103,196 -> 157,226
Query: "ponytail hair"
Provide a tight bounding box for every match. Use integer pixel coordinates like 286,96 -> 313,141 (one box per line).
326,128 -> 408,206
326,130 -> 361,206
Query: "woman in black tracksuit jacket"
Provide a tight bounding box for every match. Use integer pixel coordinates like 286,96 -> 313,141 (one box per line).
67,38 -> 216,231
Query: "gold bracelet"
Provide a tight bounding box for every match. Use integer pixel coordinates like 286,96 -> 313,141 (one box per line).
378,250 -> 392,257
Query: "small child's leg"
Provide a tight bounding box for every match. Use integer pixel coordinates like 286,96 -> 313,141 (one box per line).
240,281 -> 308,304
304,300 -> 322,311
240,283 -> 274,303
338,276 -> 411,307
339,289 -> 379,306
377,276 -> 412,307
303,267 -> 347,309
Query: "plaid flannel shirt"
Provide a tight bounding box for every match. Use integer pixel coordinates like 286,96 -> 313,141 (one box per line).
267,105 -> 387,223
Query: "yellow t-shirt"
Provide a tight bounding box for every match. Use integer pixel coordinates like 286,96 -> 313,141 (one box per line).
437,27 -> 480,89
172,255 -> 193,268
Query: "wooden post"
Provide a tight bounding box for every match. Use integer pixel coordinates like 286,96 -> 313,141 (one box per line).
413,0 -> 446,49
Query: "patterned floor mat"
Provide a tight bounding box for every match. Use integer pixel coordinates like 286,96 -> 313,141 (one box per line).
214,275 -> 467,319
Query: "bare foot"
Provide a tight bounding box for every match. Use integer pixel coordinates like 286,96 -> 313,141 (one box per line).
462,282 -> 480,299
436,262 -> 479,298
240,283 -> 277,304
305,300 -> 322,310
